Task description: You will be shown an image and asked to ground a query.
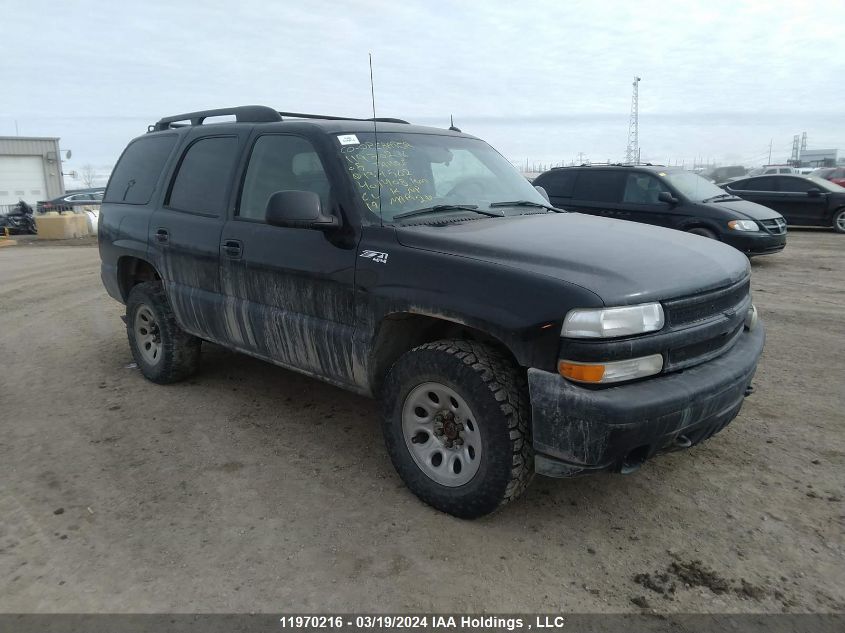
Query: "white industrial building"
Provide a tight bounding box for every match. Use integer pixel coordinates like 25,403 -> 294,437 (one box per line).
0,136 -> 66,208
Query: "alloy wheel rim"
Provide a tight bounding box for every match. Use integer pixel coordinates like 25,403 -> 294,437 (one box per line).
401,382 -> 482,487
134,304 -> 162,365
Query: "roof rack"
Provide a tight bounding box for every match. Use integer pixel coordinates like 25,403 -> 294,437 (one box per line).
552,162 -> 666,169
149,105 -> 410,132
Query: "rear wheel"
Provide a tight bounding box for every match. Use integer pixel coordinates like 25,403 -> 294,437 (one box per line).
126,282 -> 201,384
381,339 -> 532,518
833,209 -> 845,234
687,227 -> 718,240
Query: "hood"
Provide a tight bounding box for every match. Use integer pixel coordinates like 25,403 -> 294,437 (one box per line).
706,197 -> 783,221
396,213 -> 750,305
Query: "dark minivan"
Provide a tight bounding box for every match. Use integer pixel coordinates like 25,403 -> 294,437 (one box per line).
534,165 -> 787,256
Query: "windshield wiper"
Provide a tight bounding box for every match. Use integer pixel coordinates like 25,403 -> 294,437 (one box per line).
702,193 -> 740,203
392,204 -> 504,221
489,200 -> 564,213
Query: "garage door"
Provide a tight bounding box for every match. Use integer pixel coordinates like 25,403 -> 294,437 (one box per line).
0,156 -> 48,206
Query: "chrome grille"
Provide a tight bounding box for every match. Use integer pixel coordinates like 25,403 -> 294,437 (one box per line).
759,217 -> 787,234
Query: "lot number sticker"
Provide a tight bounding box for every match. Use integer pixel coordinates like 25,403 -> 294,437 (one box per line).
337,134 -> 360,145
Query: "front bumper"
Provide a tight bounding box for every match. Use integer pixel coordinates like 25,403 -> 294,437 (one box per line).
528,322 -> 765,477
722,231 -> 786,256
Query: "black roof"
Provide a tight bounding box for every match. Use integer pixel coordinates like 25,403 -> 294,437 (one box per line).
148,105 -> 473,139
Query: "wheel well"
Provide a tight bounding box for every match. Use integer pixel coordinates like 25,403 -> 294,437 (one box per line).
368,313 -> 519,396
684,222 -> 720,238
117,256 -> 161,301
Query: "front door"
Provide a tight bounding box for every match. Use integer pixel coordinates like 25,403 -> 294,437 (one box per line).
767,176 -> 829,226
218,133 -> 360,386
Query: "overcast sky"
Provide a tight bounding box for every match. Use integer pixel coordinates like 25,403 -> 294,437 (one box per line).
3,0 -> 844,184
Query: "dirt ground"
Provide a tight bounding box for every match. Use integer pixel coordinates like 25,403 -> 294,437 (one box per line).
0,231 -> 842,614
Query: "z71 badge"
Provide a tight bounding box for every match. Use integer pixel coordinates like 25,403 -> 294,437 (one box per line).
359,250 -> 389,264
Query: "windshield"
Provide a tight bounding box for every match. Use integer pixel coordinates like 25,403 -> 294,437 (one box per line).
336,132 -> 546,222
660,170 -> 733,201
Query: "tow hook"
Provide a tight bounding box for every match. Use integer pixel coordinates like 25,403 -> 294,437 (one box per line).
675,434 -> 692,449
744,384 -> 755,397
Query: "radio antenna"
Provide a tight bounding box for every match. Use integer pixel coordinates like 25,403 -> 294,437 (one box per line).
369,53 -> 382,225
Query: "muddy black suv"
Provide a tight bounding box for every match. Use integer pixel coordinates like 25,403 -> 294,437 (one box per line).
99,105 -> 765,518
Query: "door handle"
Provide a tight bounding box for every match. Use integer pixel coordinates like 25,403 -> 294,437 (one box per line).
155,228 -> 169,243
222,239 -> 243,259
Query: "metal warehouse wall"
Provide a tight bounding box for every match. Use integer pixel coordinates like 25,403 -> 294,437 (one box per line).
0,137 -> 65,202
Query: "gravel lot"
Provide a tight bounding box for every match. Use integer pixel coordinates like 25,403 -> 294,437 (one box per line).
0,232 -> 842,614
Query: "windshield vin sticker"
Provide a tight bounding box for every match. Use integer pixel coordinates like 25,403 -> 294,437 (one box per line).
360,249 -> 388,264
337,134 -> 360,146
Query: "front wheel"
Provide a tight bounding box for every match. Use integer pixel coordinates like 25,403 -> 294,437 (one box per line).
833,209 -> 845,234
381,339 -> 533,518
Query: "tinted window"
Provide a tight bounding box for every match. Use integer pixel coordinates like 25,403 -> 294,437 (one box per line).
104,134 -> 177,204
537,170 -> 576,198
778,177 -> 816,193
732,177 -> 776,191
167,136 -> 239,216
239,135 -> 331,221
572,170 -> 625,203
622,173 -> 670,204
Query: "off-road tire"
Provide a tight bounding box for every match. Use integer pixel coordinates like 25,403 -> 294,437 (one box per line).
687,227 -> 718,240
126,281 -> 201,384
382,339 -> 533,518
832,208 -> 845,234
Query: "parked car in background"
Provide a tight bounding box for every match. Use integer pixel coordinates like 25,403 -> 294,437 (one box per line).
811,167 -> 845,187
700,165 -> 747,182
37,188 -> 104,213
723,175 -> 845,233
746,166 -> 798,177
533,165 -> 787,256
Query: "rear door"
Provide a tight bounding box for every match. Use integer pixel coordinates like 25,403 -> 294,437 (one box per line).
727,176 -> 780,210
567,170 -> 627,219
218,133 -> 359,385
149,132 -> 246,341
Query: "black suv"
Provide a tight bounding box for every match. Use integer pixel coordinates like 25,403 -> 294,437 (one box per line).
99,106 -> 765,518
533,165 -> 787,256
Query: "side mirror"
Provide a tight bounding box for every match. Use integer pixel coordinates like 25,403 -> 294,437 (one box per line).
534,185 -> 550,203
657,191 -> 678,205
265,190 -> 338,230
806,188 -> 823,197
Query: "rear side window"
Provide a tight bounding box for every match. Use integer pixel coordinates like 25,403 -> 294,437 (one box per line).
167,136 -> 240,216
104,135 -> 177,204
732,177 -> 776,191
537,170 -> 576,198
572,170 -> 625,203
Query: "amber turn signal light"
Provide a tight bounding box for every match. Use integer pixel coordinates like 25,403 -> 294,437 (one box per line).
558,361 -> 606,383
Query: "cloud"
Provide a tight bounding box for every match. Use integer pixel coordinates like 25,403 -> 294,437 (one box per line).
3,0 -> 843,173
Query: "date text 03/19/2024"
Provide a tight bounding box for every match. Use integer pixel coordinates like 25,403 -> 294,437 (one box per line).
278,615 -> 568,630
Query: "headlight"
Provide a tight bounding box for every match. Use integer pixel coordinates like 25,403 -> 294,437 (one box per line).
728,219 -> 759,231
558,354 -> 664,384
562,303 -> 664,338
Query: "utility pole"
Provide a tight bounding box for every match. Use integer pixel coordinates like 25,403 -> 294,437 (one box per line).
625,76 -> 641,164
768,139 -> 772,165
800,132 -> 807,165
790,135 -> 800,166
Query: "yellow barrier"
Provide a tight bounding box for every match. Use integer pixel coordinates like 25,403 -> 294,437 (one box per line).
35,212 -> 89,240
